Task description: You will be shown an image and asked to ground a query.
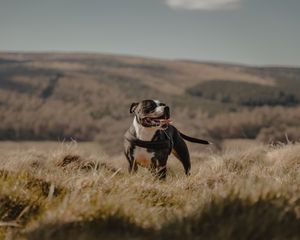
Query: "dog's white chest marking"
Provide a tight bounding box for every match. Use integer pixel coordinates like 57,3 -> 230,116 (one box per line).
133,117 -> 158,167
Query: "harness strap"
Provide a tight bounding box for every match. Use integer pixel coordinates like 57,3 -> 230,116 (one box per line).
124,130 -> 172,150
162,130 -> 174,155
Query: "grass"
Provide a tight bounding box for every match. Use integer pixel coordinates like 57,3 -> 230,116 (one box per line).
0,141 -> 299,239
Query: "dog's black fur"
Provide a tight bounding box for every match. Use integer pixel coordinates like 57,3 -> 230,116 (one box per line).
124,99 -> 209,179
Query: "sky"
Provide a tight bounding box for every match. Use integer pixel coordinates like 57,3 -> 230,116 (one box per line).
0,0 -> 300,66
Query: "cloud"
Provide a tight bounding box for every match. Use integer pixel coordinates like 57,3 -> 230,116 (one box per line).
165,0 -> 241,10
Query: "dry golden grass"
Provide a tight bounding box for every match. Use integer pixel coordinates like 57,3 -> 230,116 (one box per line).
0,141 -> 299,239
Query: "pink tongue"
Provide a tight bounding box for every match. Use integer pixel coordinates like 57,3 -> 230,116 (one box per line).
160,119 -> 172,124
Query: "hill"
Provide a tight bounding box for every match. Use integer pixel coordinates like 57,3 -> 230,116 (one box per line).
1,52 -> 300,153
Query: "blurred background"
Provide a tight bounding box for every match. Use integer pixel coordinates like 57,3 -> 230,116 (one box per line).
1,0 -> 300,155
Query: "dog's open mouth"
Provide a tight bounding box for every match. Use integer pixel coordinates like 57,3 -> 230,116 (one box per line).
142,116 -> 172,127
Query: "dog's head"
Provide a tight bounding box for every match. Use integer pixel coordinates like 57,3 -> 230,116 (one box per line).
130,100 -> 171,128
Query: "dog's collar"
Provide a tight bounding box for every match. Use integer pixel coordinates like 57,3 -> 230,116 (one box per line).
124,129 -> 172,150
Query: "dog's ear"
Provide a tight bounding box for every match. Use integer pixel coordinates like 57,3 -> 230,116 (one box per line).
129,102 -> 138,114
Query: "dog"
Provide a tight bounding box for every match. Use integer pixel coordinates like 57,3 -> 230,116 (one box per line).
124,99 -> 210,179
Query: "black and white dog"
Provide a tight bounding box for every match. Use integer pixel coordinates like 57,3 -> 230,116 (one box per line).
124,99 -> 210,179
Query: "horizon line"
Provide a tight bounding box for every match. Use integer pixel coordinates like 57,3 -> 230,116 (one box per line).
0,49 -> 299,69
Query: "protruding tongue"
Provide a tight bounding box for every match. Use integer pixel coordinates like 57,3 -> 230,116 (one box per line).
159,118 -> 172,124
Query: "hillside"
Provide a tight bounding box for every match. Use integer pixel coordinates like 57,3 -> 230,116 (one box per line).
1,52 -> 300,154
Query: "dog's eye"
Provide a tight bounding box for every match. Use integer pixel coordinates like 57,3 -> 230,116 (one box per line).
159,103 -> 166,106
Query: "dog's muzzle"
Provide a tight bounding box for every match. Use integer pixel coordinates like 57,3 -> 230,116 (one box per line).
141,117 -> 171,127
140,108 -> 171,128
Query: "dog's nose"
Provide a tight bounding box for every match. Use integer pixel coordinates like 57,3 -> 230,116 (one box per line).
164,106 -> 170,118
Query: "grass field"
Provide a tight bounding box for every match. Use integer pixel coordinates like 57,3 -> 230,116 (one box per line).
0,141 -> 299,240
1,52 -> 300,239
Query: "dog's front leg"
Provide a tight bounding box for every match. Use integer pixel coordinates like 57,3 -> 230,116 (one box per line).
128,159 -> 138,173
156,165 -> 167,180
124,147 -> 138,174
154,157 -> 167,180
150,158 -> 157,175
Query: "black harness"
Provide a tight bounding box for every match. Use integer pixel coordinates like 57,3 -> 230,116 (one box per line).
124,129 -> 173,151
125,122 -> 209,154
